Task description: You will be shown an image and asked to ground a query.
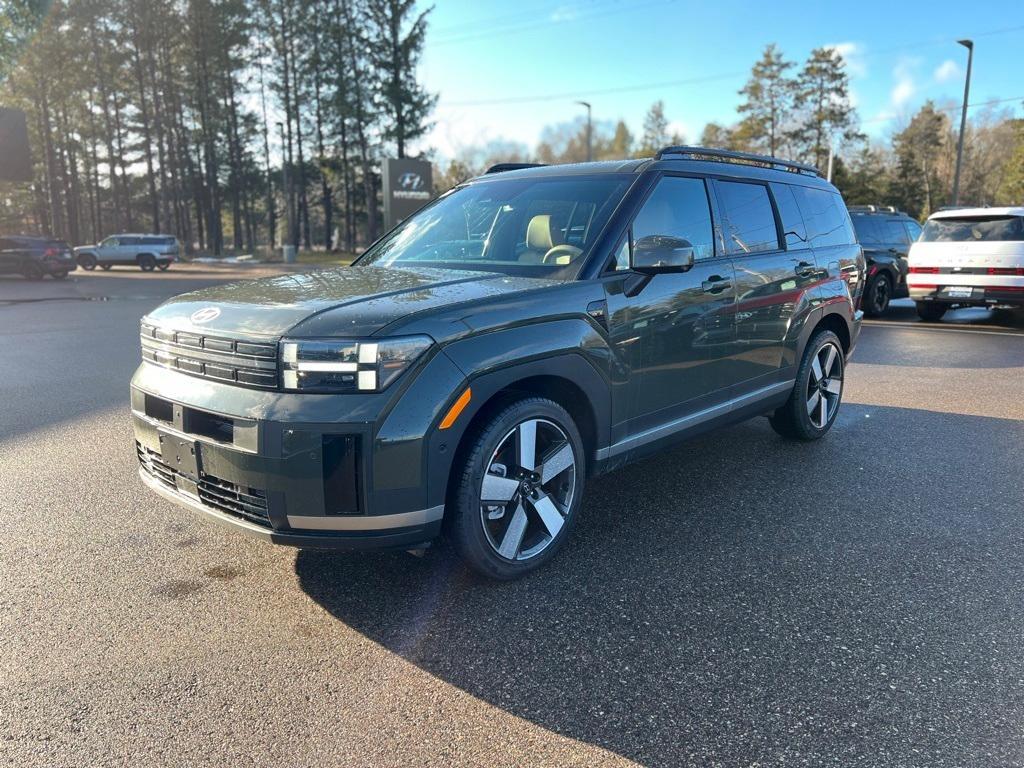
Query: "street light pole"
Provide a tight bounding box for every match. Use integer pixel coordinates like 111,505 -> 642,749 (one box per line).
952,39 -> 974,206
576,101 -> 592,162
277,121 -> 296,263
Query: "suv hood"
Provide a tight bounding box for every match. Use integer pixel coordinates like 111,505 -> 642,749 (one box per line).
144,265 -> 556,338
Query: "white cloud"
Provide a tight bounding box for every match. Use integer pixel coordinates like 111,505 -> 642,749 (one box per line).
934,59 -> 960,83
825,42 -> 867,78
890,58 -> 919,109
549,5 -> 579,23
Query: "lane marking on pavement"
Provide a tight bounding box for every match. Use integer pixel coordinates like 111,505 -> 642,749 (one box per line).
863,320 -> 1024,338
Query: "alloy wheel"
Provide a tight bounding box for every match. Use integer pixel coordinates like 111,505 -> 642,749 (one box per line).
806,341 -> 843,429
871,276 -> 890,313
479,418 -> 577,561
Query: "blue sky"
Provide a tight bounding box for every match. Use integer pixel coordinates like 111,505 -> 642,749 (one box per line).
415,0 -> 1024,159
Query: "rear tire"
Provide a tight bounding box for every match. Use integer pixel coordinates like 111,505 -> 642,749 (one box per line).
78,253 -> 97,270
450,397 -> 585,580
770,330 -> 845,441
157,261 -> 170,271
863,272 -> 892,317
51,271 -> 68,280
139,254 -> 156,272
915,302 -> 947,322
100,264 -> 112,271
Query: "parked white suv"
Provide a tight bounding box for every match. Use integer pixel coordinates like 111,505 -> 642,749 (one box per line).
75,234 -> 179,272
907,206 -> 1024,321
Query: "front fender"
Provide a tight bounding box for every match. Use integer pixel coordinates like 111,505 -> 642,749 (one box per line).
373,318 -> 612,512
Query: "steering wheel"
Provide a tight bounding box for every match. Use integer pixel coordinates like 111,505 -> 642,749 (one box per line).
542,244 -> 583,265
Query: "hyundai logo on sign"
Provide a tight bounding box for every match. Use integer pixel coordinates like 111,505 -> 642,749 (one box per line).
394,171 -> 430,201
190,307 -> 221,324
383,157 -> 434,229
398,172 -> 424,191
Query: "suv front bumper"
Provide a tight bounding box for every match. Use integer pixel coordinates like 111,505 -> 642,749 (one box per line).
130,359 -> 462,550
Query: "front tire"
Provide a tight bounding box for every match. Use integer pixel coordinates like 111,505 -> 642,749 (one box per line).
916,302 -> 947,322
22,262 -> 44,280
770,330 -> 845,441
450,397 -> 585,580
78,253 -> 97,270
863,272 -> 892,317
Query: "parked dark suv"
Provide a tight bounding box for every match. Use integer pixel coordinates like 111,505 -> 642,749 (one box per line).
847,205 -> 922,316
0,235 -> 76,279
132,147 -> 864,579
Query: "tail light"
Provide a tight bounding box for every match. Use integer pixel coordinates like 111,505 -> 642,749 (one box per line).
43,247 -> 58,257
909,266 -> 939,274
987,267 -> 1024,276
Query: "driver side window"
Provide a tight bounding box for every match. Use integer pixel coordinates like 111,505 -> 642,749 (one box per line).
631,177 -> 715,264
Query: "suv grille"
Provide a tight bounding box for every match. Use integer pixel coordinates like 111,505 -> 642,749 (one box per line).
137,443 -> 271,528
140,323 -> 278,389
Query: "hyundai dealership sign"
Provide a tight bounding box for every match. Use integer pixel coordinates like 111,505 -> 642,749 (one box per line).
382,157 -> 433,230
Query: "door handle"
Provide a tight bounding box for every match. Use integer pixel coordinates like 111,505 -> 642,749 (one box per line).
586,299 -> 608,330
702,275 -> 732,294
795,261 -> 816,278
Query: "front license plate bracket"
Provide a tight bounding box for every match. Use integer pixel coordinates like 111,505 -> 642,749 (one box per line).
159,430 -> 201,479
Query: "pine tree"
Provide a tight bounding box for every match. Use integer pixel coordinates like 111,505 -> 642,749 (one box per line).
790,47 -> 862,169
638,100 -> 670,156
890,101 -> 950,218
364,0 -> 436,158
737,43 -> 795,157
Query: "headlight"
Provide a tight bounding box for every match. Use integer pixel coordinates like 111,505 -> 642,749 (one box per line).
280,336 -> 433,393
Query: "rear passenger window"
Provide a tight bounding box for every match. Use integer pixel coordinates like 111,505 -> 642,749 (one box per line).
882,219 -> 910,244
851,216 -> 881,244
715,181 -> 780,255
631,176 -> 715,261
770,183 -> 807,249
793,187 -> 854,248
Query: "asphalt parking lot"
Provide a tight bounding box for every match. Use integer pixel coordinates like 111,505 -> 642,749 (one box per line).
2,267 -> 1024,767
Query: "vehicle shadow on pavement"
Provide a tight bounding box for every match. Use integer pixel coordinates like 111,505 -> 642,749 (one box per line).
295,404 -> 1024,766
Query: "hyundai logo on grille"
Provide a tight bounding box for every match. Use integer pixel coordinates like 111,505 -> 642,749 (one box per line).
190,307 -> 221,324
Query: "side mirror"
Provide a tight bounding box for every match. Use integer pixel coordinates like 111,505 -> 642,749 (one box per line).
632,235 -> 695,273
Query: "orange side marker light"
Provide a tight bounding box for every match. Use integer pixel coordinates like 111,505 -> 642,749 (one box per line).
439,387 -> 472,430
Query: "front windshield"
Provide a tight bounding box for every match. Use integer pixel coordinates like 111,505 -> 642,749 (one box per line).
358,175 -> 632,278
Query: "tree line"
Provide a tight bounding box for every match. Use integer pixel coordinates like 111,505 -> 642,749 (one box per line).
0,0 -> 435,253
3,15 -> 1023,251
441,44 -> 1024,221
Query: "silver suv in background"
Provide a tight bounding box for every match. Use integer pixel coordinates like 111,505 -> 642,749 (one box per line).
76,234 -> 179,272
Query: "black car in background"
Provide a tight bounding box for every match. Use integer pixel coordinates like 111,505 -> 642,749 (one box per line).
0,235 -> 76,280
847,205 -> 922,316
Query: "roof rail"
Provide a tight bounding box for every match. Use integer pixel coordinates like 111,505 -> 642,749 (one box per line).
485,162 -> 546,174
848,204 -> 899,213
654,145 -> 819,177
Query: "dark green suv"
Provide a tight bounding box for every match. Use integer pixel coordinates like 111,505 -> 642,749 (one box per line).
132,147 -> 864,579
